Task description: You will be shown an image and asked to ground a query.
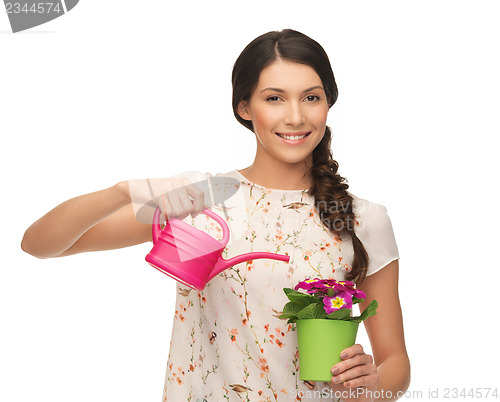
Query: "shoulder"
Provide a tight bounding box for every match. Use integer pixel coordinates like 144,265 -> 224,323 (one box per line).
348,192 -> 399,276
348,192 -> 393,235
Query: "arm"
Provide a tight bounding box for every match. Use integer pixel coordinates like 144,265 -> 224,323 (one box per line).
359,259 -> 410,400
20,181 -> 152,259
329,259 -> 411,401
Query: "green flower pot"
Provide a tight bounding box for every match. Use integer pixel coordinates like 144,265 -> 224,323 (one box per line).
296,319 -> 359,382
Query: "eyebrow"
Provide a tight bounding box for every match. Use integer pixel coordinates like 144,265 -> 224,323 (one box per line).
259,85 -> 325,94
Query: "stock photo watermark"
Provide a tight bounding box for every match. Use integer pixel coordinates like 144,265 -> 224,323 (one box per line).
130,176 -> 380,237
3,0 -> 79,32
290,386 -> 500,400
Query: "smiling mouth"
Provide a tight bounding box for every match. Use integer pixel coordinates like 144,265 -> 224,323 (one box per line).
276,132 -> 311,140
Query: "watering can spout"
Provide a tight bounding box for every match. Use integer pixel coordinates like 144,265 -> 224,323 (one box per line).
208,252 -> 290,282
147,206 -> 290,290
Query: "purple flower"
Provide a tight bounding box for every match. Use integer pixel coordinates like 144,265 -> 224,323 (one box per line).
353,289 -> 366,300
336,281 -> 366,300
283,277 -> 378,324
294,278 -> 322,291
294,278 -> 366,300
298,279 -> 334,291
323,291 -> 353,314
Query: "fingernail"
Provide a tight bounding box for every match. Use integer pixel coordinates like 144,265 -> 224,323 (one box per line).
331,367 -> 339,375
332,376 -> 341,384
344,381 -> 350,387
340,352 -> 348,359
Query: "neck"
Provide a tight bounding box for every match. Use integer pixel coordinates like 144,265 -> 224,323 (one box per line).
239,158 -> 313,190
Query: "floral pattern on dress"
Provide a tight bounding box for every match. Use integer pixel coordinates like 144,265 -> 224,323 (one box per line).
161,169 -> 398,402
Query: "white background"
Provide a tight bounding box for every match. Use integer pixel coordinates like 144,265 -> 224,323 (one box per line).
1,1 -> 499,401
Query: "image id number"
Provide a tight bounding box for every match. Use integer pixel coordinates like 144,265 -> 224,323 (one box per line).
5,3 -> 62,14
443,388 -> 499,399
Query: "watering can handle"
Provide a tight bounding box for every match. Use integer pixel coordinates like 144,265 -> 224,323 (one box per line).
199,207 -> 230,247
151,207 -> 230,247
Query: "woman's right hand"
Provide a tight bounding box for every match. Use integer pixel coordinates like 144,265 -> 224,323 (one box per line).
126,176 -> 209,224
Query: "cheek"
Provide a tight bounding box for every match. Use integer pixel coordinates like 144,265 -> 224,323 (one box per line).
251,105 -> 281,129
309,106 -> 329,125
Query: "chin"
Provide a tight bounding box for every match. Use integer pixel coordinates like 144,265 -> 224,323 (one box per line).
275,153 -> 312,165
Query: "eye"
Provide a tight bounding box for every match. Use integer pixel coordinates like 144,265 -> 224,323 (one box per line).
266,96 -> 281,102
305,95 -> 320,102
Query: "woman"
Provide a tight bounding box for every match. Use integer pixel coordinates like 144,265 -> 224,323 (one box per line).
21,29 -> 410,401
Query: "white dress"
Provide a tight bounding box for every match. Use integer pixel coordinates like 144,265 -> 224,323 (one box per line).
160,169 -> 399,402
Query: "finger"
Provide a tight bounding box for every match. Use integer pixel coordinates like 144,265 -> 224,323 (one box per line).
332,353 -> 373,375
166,189 -> 192,221
163,180 -> 199,218
340,344 -> 364,360
179,192 -> 196,220
165,190 -> 184,220
159,194 -> 172,222
303,380 -> 315,390
341,373 -> 378,389
185,183 -> 206,215
331,362 -> 377,385
155,181 -> 175,220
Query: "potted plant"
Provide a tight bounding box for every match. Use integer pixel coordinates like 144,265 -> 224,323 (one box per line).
279,278 -> 378,382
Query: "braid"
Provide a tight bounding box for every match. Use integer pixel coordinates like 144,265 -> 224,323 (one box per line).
230,29 -> 370,283
308,126 -> 369,285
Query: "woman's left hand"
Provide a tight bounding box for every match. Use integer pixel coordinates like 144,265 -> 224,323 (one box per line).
329,344 -> 379,402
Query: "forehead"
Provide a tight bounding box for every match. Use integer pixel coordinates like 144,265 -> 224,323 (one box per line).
256,60 -> 322,89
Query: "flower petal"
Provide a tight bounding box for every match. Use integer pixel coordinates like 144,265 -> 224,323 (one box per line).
323,291 -> 353,314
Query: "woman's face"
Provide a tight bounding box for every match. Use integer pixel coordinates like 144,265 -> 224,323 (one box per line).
238,59 -> 330,166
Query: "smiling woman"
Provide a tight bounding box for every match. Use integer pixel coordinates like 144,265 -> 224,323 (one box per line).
21,28 -> 410,402
236,60 -> 330,177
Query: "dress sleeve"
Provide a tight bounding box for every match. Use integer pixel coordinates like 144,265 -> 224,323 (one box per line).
352,197 -> 399,276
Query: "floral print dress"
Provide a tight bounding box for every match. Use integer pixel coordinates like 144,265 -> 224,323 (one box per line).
161,169 -> 399,402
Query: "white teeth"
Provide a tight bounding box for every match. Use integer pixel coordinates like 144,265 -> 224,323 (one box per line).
277,133 -> 308,140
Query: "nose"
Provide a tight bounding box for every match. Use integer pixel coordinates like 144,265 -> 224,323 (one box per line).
283,101 -> 306,126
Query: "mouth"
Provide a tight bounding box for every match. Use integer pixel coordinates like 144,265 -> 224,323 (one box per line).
275,131 -> 311,140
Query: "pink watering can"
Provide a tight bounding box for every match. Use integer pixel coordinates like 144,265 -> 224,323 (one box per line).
145,207 -> 290,290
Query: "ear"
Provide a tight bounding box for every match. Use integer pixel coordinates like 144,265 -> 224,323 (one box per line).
237,100 -> 251,121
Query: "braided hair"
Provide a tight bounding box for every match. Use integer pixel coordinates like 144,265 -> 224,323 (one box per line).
231,28 -> 369,285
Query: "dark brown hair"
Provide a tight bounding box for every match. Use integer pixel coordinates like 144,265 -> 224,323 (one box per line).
231,29 -> 369,285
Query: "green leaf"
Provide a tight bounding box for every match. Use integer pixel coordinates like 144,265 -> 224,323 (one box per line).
283,288 -> 318,307
283,301 -> 303,316
352,297 -> 363,305
360,300 -> 378,320
297,303 -> 327,320
347,300 -> 378,323
311,303 -> 327,319
278,313 -> 296,319
296,303 -> 315,319
326,308 -> 352,320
